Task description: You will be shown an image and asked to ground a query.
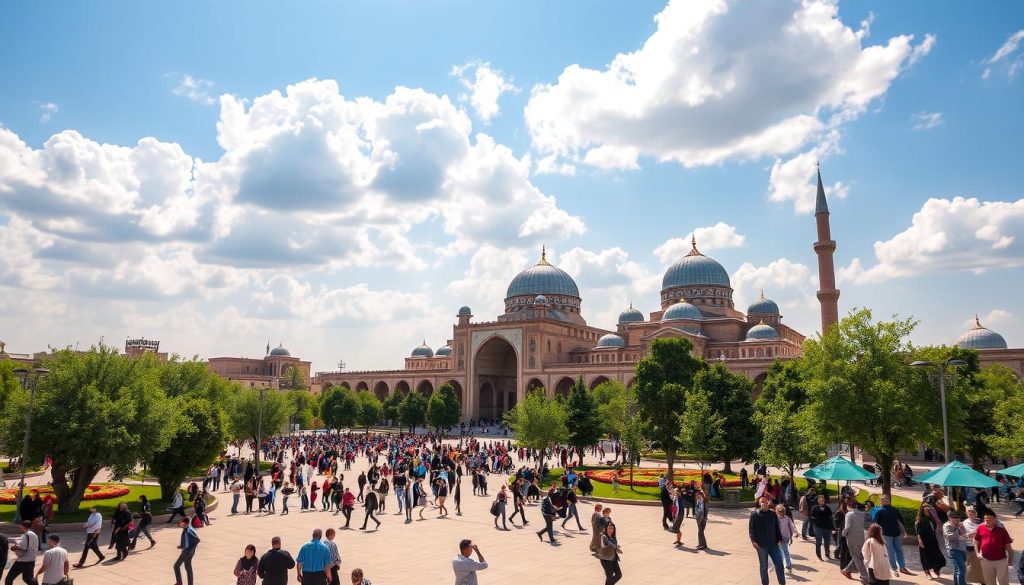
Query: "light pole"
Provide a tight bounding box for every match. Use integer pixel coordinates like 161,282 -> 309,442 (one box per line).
911,358 -> 967,464
254,386 -> 267,481
12,367 -> 49,523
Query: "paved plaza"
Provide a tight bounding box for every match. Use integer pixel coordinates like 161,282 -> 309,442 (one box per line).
14,448 -> 1020,585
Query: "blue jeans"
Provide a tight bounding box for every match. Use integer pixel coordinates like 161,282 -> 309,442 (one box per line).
780,541 -> 793,569
174,547 -> 196,585
396,487 -> 405,513
883,535 -> 907,570
801,518 -> 811,539
757,544 -> 787,585
231,493 -> 240,514
949,549 -> 966,585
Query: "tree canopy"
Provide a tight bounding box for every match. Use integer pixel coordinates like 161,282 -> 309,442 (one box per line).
693,362 -> 758,471
321,387 -> 359,432
150,396 -> 228,499
426,383 -> 461,432
381,392 -> 402,426
755,395 -> 822,480
503,388 -> 567,471
229,387 -> 290,446
398,391 -> 428,433
565,376 -> 602,465
677,385 -> 725,469
355,390 -> 383,433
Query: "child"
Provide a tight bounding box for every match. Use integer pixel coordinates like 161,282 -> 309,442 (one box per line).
611,474 -> 619,494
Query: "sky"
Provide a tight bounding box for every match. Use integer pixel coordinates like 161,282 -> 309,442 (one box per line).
1,0 -> 1022,372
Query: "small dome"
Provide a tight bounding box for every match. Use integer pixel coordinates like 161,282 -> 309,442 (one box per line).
435,345 -> 452,357
506,247 -> 580,299
662,236 -> 730,291
411,341 -> 434,358
534,295 -> 548,305
458,306 -> 472,316
747,290 -> 780,316
746,321 -> 780,341
269,344 -> 291,357
957,316 -> 1008,350
618,304 -> 644,324
662,300 -> 703,322
595,333 -> 626,349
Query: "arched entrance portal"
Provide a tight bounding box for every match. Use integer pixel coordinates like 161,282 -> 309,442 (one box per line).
589,375 -> 610,390
525,377 -> 544,395
394,380 -> 410,396
417,379 -> 434,399
445,380 -> 464,406
373,381 -> 389,401
356,381 -> 369,393
474,336 -> 518,421
554,377 -> 573,397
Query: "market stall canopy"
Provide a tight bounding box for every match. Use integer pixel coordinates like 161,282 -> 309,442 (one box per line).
913,460 -> 1001,488
802,456 -> 878,482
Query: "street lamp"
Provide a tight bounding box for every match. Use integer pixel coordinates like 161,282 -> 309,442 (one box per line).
12,367 -> 49,523
254,386 -> 267,481
911,358 -> 967,464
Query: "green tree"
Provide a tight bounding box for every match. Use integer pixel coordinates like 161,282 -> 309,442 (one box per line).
0,345 -> 178,514
754,395 -> 822,481
634,337 -> 705,480
503,388 -> 567,471
802,308 -> 937,496
381,392 -> 402,426
355,390 -> 383,434
229,387 -> 290,448
426,383 -> 461,432
399,391 -> 428,433
592,380 -> 630,437
693,362 -> 758,472
320,387 -> 358,432
281,365 -> 306,390
565,375 -> 602,465
756,360 -> 809,413
985,365 -> 1024,459
677,386 -> 726,469
150,397 -> 228,500
286,389 -> 316,429
0,359 -> 27,407
620,409 -> 647,491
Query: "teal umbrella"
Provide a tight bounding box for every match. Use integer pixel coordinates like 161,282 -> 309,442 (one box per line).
802,456 -> 878,482
913,460 -> 1001,488
996,462 -> 1024,479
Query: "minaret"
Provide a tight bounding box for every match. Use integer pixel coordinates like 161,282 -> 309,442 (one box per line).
814,164 -> 840,333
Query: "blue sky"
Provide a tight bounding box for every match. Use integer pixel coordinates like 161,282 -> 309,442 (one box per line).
1,0 -> 1021,370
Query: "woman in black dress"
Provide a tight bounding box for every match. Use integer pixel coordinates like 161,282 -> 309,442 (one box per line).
915,503 -> 946,579
111,502 -> 133,560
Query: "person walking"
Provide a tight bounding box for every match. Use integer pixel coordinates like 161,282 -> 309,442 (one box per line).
963,507 -> 987,584
874,495 -> 913,576
435,477 -> 449,517
5,522 -> 38,585
943,511 -> 968,585
173,516 -> 200,585
862,524 -> 893,585
452,539 -> 487,585
232,544 -> 258,585
295,529 -> 331,585
536,488 -> 560,543
35,535 -> 68,585
659,480 -> 674,531
357,471 -> 366,503
810,495 -> 834,561
916,503 -> 946,579
561,487 -> 584,531
131,495 -> 156,549
360,489 -> 381,530
694,489 -> 709,550
508,480 -> 527,526
73,507 -> 105,567
394,472 -> 407,516
775,504 -> 797,574
493,485 -> 508,530
597,522 -> 623,585
111,502 -> 133,561
749,498 -> 786,585
799,486 -> 816,540
166,489 -> 188,524
324,529 -> 342,585
974,510 -> 1014,585
341,487 -> 356,528
257,536 -> 295,585
671,486 -> 686,547
590,503 -> 605,553
841,503 -> 869,582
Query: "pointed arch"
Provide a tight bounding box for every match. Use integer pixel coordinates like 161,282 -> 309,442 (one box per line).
417,379 -> 434,398
356,381 -> 369,393
373,381 -> 388,400
394,380 -> 411,395
589,375 -> 610,390
554,376 -> 574,397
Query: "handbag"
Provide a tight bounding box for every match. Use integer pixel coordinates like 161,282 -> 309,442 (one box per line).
489,501 -> 499,516
597,540 -> 617,561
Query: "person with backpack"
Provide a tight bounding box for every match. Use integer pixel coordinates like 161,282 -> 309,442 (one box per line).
173,516 -> 200,585
536,488 -> 561,543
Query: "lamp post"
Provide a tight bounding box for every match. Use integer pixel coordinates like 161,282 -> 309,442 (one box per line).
12,367 -> 49,523
911,358 -> 967,464
254,386 -> 267,481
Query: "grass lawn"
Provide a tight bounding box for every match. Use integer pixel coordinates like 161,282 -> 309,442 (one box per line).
0,483 -> 189,523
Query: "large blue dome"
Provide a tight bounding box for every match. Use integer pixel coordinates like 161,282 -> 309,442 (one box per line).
662,301 -> 703,322
662,236 -> 730,290
595,333 -> 626,348
618,304 -> 645,324
506,248 -> 580,299
411,341 -> 434,358
746,321 -> 780,340
435,345 -> 452,357
957,317 -> 1008,349
269,344 -> 291,357
747,290 -> 780,315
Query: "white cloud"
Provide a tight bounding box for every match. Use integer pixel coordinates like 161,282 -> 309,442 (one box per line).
172,74 -> 216,106
908,33 -> 937,65
982,29 -> 1024,80
582,145 -> 640,171
911,111 -> 943,131
767,131 -> 849,214
525,0 -> 932,180
560,246 -> 654,291
731,258 -> 817,326
653,222 -> 745,263
447,245 -> 531,319
451,61 -> 520,123
36,102 -> 58,123
841,196 -> 1024,283
963,309 -> 1015,330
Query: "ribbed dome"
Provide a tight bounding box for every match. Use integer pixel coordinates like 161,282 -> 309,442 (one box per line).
747,290 -> 780,315
662,236 -> 730,290
618,304 -> 645,324
435,345 -> 452,357
534,295 -> 548,305
662,301 -> 703,322
746,321 -> 780,340
595,333 -> 626,348
269,344 -> 291,357
458,306 -> 472,316
957,317 -> 1008,349
506,247 -> 580,299
411,341 -> 434,358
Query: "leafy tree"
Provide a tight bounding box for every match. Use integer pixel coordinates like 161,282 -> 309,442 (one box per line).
677,385 -> 726,469
320,387 -> 358,432
229,387 -> 290,449
150,397 -> 228,500
0,345 -> 178,514
755,395 -> 823,481
592,380 -> 630,437
398,391 -> 428,433
693,363 -> 758,472
756,360 -> 809,413
620,409 -> 647,491
565,375 -> 602,465
426,383 -> 461,432
381,392 -> 402,426
985,365 -> 1024,459
503,388 -> 567,472
286,389 -> 316,429
355,390 -> 383,433
281,365 -> 306,390
634,337 -> 705,480
0,359 -> 27,407
802,308 -> 937,496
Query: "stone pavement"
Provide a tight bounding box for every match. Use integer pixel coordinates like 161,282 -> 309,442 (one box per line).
23,450 -> 1020,585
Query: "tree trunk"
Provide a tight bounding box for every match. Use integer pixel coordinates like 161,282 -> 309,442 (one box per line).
159,477 -> 180,501
52,463 -> 101,515
722,459 -> 733,473
665,448 -> 676,483
578,446 -> 586,467
877,452 -> 894,497
788,463 -> 795,483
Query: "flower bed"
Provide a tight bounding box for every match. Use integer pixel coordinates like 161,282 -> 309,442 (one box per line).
585,468 -> 741,488
0,484 -> 130,504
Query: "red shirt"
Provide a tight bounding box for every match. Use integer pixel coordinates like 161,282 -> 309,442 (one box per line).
974,524 -> 1013,561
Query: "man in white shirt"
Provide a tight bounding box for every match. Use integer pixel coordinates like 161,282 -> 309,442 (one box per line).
73,508 -> 104,567
166,489 -> 187,524
452,539 -> 487,585
36,534 -> 69,585
230,477 -> 243,514
7,521 -> 39,583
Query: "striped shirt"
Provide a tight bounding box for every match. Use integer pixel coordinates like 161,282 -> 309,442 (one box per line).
324,539 -> 341,567
296,538 -> 331,573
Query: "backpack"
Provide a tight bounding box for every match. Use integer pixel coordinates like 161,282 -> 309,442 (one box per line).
191,516 -> 202,529
541,497 -> 554,517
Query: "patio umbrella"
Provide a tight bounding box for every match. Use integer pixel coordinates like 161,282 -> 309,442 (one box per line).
913,460 -> 1001,488
802,456 -> 878,497
996,462 -> 1024,479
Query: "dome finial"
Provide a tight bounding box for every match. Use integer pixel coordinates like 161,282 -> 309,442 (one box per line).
760,287 -> 765,299
686,234 -> 702,257
974,314 -> 983,329
538,244 -> 550,266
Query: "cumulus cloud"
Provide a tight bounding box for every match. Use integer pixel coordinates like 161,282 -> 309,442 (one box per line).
447,245 -> 531,318
963,309 -> 1015,330
172,74 -> 216,105
451,61 -> 520,123
525,0 -> 932,181
731,258 -> 817,327
840,196 -> 1024,283
911,111 -> 943,131
35,102 -> 58,123
982,29 -> 1024,80
560,246 -> 655,291
653,222 -> 745,264
767,131 -> 849,214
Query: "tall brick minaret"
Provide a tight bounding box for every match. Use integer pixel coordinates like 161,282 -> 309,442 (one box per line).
814,164 -> 840,333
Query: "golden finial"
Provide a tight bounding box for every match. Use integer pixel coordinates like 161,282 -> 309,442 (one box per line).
629,301 -> 633,310
974,314 -> 983,329
760,288 -> 765,299
686,234 -> 701,257
538,244 -> 550,265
